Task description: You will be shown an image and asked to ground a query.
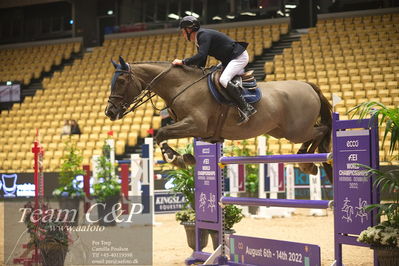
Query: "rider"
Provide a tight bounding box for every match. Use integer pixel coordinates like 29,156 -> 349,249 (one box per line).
172,16 -> 257,125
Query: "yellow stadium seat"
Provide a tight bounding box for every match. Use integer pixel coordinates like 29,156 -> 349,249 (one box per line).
127,132 -> 138,146
92,126 -> 102,133
295,72 -> 305,80
386,81 -> 398,90
86,141 -> 96,149
379,97 -> 391,106
341,83 -> 352,91
354,90 -> 366,98
384,73 -> 395,81
115,140 -> 125,155
339,76 -> 350,84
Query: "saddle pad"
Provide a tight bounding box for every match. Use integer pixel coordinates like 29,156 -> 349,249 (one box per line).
207,74 -> 262,106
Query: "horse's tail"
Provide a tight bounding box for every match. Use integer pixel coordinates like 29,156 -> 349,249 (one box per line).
307,82 -> 333,182
307,82 -> 332,150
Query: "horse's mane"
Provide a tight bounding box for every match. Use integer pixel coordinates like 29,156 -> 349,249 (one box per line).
130,61 -> 206,74
131,61 -> 170,65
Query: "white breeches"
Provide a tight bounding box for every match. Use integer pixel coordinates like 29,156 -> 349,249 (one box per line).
219,50 -> 249,88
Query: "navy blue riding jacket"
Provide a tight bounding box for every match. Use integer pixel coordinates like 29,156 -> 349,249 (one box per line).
182,28 -> 248,68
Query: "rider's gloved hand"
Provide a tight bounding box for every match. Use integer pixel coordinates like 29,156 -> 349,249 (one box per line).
172,59 -> 183,65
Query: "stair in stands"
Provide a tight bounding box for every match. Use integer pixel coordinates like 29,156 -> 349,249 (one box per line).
21,51 -> 83,103
22,81 -> 43,98
247,30 -> 303,81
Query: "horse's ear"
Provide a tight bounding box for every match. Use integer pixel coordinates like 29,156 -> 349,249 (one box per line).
111,59 -> 119,69
119,56 -> 129,70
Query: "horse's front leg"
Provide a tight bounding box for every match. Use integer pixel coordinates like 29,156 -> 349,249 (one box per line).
155,118 -> 199,169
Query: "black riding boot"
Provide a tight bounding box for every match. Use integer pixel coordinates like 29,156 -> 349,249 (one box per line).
225,81 -> 257,125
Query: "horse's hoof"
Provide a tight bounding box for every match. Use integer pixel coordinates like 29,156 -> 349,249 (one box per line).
163,152 -> 176,163
299,163 -> 318,175
183,154 -> 196,165
309,164 -> 318,175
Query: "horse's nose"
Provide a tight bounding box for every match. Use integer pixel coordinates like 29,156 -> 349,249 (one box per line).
105,106 -> 116,121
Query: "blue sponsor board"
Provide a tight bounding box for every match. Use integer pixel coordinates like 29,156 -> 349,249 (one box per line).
0,172 -> 61,198
230,235 -> 321,266
154,191 -> 186,213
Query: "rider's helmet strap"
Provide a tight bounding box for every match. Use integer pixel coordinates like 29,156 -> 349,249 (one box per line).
184,28 -> 192,42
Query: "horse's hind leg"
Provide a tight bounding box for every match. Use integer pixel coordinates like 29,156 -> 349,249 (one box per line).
297,125 -> 330,176
297,140 -> 318,175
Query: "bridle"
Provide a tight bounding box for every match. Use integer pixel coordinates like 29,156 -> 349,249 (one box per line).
107,62 -> 212,119
107,64 -> 172,119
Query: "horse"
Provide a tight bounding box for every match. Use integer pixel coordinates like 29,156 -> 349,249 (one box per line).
105,57 -> 333,182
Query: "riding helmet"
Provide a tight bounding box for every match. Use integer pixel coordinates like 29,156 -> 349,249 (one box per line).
179,16 -> 200,32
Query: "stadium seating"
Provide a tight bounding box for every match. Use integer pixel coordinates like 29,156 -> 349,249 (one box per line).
0,22 -> 288,172
264,12 -> 398,163
1,11 -> 396,172
0,42 -> 80,85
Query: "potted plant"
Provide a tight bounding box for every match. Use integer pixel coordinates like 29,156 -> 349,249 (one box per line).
168,143 -> 244,251
174,208 -> 209,251
209,204 -> 244,250
349,101 -> 398,160
356,166 -> 399,265
350,102 -> 399,265
53,141 -> 85,225
92,140 -> 121,226
23,201 -> 71,266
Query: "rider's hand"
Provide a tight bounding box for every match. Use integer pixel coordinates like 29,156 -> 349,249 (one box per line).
172,59 -> 183,66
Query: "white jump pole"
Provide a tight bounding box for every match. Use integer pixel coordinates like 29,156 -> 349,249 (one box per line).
285,165 -> 325,216
255,135 -> 268,218
255,136 -> 293,218
309,169 -> 326,216
106,138 -> 115,177
144,137 -> 156,225
129,154 -> 142,197
227,164 -> 249,216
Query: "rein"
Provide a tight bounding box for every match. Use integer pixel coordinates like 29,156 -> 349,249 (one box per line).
117,64 -> 173,118
169,71 -> 210,107
113,62 -> 213,118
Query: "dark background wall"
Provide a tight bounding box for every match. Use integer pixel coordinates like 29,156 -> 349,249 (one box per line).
72,0 -> 99,47
0,1 -> 72,44
0,0 -> 398,46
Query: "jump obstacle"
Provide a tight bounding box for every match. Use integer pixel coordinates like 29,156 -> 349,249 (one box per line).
188,113 -> 380,266
82,137 -> 155,223
82,137 -> 182,223
227,135 -> 333,218
227,138 -> 329,218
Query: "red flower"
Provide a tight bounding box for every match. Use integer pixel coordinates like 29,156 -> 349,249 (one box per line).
107,130 -> 114,136
147,128 -> 154,136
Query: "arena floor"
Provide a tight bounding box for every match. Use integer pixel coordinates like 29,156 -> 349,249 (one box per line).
153,209 -> 373,266
0,203 -> 373,266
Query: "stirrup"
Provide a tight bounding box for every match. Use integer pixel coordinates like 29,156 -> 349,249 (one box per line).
236,109 -> 249,125
236,106 -> 257,125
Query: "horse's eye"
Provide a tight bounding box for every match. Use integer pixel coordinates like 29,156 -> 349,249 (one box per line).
117,79 -> 126,86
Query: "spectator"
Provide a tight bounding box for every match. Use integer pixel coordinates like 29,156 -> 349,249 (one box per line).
70,120 -> 81,135
61,120 -> 71,135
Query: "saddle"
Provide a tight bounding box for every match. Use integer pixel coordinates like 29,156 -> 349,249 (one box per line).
207,69 -> 262,106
